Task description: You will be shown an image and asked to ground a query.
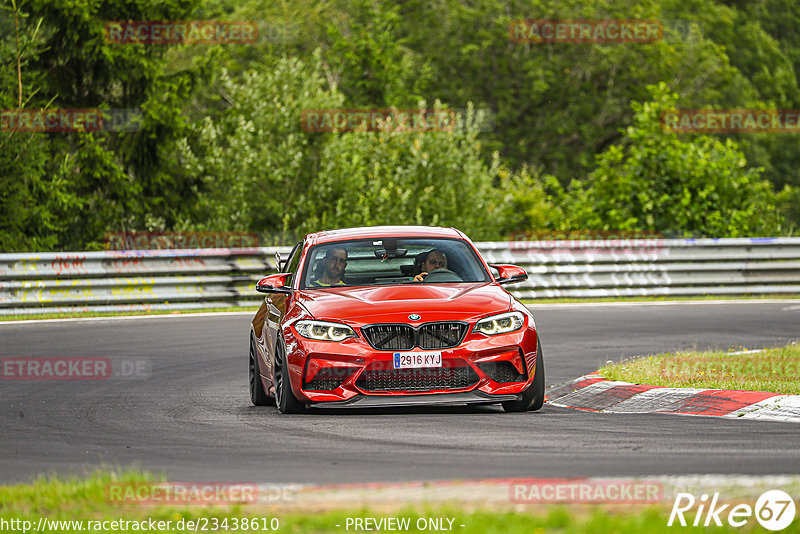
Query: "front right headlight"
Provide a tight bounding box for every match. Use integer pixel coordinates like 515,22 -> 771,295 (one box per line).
295,320 -> 357,342
472,311 -> 525,336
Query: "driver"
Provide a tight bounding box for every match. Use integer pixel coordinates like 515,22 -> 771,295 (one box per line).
413,249 -> 447,282
311,247 -> 348,287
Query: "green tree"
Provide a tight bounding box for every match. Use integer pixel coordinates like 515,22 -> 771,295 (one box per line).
0,0 -> 77,251
298,104 -> 505,239
177,54 -> 510,240
176,54 -> 344,235
570,83 -> 787,237
491,166 -> 568,238
1,0 -> 201,250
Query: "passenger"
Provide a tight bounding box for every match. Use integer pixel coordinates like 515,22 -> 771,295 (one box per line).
311,247 -> 348,287
413,249 -> 447,282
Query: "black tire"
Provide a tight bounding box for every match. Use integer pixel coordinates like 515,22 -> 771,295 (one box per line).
274,336 -> 305,414
249,333 -> 272,406
502,341 -> 545,413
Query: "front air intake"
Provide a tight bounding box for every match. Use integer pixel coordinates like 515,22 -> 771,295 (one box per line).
304,367 -> 355,391
356,363 -> 479,392
476,361 -> 525,383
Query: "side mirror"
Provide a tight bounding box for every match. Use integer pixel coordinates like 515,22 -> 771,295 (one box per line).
256,273 -> 293,294
489,264 -> 528,286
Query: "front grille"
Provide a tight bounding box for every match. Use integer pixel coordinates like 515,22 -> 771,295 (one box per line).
361,324 -> 414,350
418,323 -> 467,349
356,365 -> 479,392
361,322 -> 468,350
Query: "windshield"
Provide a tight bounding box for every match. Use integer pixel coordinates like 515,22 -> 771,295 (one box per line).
300,237 -> 491,289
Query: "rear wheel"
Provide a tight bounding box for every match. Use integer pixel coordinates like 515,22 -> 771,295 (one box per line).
502,341 -> 545,413
249,333 -> 271,406
274,337 -> 305,414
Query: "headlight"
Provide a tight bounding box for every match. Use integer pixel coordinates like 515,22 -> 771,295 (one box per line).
295,320 -> 357,342
473,311 -> 525,335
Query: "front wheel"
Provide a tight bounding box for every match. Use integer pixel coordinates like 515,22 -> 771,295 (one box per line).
502,341 -> 545,413
274,337 -> 305,414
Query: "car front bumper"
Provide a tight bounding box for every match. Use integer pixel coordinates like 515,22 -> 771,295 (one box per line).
284,323 -> 539,404
307,390 -> 520,409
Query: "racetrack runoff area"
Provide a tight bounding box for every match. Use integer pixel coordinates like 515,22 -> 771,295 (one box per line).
2,472 -> 799,532
1,301 -> 799,531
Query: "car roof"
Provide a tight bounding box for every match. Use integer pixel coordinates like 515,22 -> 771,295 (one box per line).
304,226 -> 466,246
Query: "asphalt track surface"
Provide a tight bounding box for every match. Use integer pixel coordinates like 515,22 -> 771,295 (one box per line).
1,301 -> 799,484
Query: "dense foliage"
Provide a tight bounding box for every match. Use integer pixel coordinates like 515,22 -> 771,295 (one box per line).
2,0 -> 799,250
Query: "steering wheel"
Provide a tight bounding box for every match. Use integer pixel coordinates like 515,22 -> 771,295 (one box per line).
421,269 -> 463,283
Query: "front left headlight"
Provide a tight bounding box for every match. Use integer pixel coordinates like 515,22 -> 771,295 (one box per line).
472,311 -> 525,336
295,320 -> 357,342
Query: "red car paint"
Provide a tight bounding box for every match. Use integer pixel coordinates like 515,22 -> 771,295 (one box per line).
249,226 -> 542,411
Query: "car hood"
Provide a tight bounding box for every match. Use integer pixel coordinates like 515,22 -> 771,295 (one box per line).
296,283 -> 511,324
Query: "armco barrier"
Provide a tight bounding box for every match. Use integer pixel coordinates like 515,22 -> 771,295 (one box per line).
0,248 -> 280,315
480,237 -> 800,299
0,238 -> 799,315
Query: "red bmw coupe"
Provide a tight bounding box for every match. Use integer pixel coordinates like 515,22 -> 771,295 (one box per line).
248,226 -> 544,413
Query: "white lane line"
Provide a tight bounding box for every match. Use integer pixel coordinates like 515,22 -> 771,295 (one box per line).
528,299 -> 800,309
0,311 -> 255,326
3,299 -> 796,324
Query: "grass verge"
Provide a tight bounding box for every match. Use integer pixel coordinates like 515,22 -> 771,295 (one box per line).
599,342 -> 800,394
0,472 -> 765,533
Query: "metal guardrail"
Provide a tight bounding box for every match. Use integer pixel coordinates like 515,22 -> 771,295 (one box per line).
0,248 -> 280,315
478,237 -> 800,299
1,238 -> 799,315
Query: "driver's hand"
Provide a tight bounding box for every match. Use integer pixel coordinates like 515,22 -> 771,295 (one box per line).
413,272 -> 428,282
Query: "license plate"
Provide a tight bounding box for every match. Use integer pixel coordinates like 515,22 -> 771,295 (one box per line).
393,352 -> 442,369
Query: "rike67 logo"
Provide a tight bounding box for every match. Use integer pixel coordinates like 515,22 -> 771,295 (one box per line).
668,490 -> 796,531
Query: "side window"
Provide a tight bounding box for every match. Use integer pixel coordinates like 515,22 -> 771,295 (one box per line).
283,242 -> 303,286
